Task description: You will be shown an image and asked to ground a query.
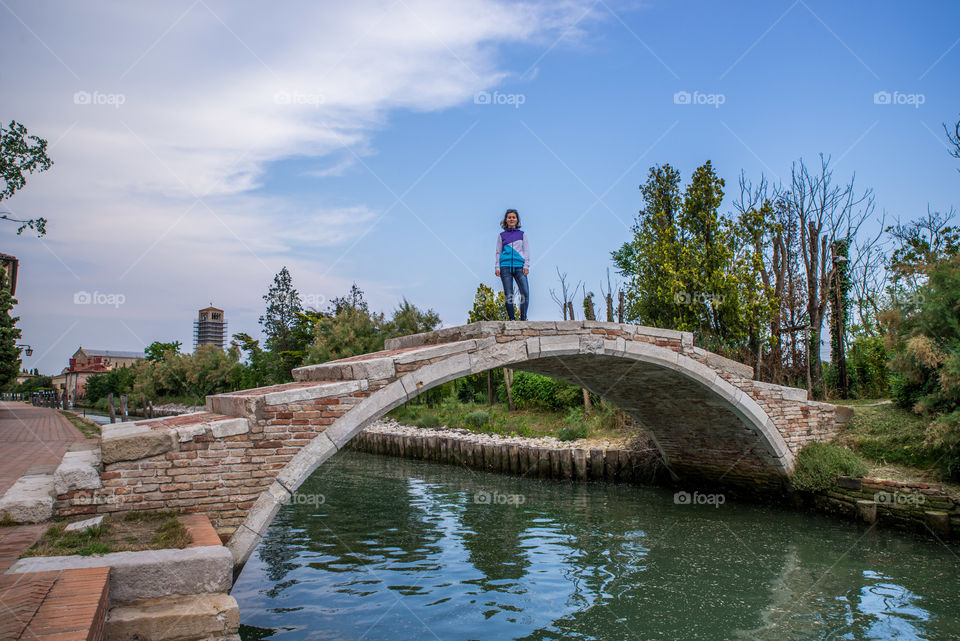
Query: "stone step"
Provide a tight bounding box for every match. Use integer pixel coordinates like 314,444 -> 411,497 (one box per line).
105,593 -> 239,641
0,473 -> 55,523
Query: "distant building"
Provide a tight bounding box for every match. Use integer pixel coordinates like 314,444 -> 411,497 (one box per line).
65,347 -> 145,401
1,252 -> 17,294
194,305 -> 227,351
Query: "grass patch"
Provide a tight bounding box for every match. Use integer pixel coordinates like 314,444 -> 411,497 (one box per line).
21,510 -> 190,558
415,413 -> 440,429
60,411 -> 101,439
387,399 -> 635,442
792,442 -> 869,492
0,513 -> 17,527
834,402 -> 950,476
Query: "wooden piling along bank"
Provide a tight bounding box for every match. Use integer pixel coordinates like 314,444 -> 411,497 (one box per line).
347,429 -> 665,484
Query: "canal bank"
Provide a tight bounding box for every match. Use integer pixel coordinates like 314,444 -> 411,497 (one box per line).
349,419 -> 960,540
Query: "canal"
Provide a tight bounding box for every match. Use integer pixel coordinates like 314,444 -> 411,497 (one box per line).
232,449 -> 959,640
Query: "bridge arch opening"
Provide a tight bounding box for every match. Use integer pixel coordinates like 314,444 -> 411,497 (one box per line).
227,325 -> 798,568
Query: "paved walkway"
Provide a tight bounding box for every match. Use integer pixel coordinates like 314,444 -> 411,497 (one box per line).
0,402 -> 86,496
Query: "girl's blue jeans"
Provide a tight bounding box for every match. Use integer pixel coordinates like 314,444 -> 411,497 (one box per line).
500,268 -> 529,320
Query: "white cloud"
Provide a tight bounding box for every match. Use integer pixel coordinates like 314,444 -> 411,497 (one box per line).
1,0 -> 602,372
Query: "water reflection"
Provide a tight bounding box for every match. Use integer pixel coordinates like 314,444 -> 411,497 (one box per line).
233,451 -> 959,641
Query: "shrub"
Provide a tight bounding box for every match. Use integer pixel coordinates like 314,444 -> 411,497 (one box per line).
416,413 -> 440,429
501,372 -> 584,411
464,411 -> 489,429
558,425 -> 589,441
791,442 -> 869,492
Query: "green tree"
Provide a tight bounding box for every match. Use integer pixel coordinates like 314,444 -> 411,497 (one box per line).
385,298 -> 441,339
145,340 -> 182,362
468,284 -> 508,323
887,254 -> 960,477
1,120 -> 53,236
0,268 -> 21,389
613,163 -> 683,330
307,305 -> 385,364
260,267 -> 303,353
614,161 -> 759,353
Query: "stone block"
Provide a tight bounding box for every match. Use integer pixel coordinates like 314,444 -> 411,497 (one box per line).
9,545 -> 234,604
401,353 -> 473,397
209,418 -> 250,439
525,337 -> 541,360
206,393 -> 264,420
54,452 -> 102,495
578,335 -> 604,355
924,511 -> 950,537
106,593 -> 239,641
241,481 -> 291,536
837,476 -> 862,490
64,515 -> 104,532
175,422 -> 207,443
227,524 -> 262,569
468,340 -> 527,373
0,473 -> 55,523
263,381 -> 366,406
101,427 -> 175,464
395,340 -> 477,364
537,335 -> 580,357
622,339 -> 680,371
856,499 -> 877,524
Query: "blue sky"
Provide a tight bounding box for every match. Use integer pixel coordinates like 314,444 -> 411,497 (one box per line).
1,0 -> 958,375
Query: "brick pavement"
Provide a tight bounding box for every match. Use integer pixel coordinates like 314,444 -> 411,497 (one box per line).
0,402 -> 86,495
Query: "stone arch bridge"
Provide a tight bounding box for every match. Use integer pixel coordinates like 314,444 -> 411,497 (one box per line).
56,321 -> 843,569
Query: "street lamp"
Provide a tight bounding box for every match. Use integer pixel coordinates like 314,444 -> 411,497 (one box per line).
17,344 -> 33,357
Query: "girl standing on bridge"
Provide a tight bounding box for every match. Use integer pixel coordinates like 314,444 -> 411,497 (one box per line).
495,209 -> 530,321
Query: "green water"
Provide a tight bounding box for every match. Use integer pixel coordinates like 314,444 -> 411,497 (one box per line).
232,450 -> 960,640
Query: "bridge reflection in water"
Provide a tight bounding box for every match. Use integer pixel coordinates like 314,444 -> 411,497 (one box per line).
232,450 -> 957,641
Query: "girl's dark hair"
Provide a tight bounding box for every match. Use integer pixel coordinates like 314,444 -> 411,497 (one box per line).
500,209 -> 521,230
